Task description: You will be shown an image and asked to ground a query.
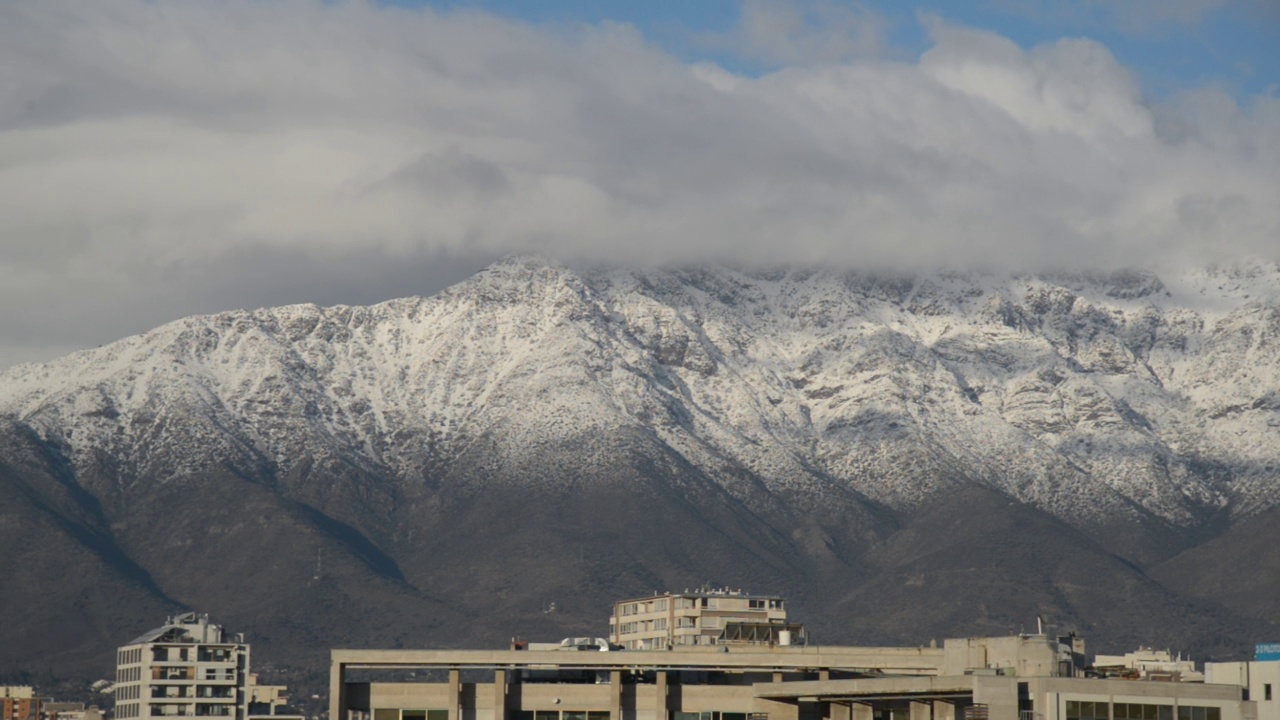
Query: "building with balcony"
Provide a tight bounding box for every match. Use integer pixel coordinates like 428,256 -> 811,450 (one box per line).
609,589 -> 803,649
1,687 -> 40,720
113,613 -> 249,720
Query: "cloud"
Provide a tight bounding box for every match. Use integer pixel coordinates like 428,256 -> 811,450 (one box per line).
0,1 -> 1277,366
983,0 -> 1231,35
705,0 -> 889,67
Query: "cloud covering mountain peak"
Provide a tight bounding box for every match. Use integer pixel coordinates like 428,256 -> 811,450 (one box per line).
0,1 -> 1277,367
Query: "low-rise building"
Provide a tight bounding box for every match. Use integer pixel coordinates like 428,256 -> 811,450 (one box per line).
245,674 -> 303,720
1206,643 -> 1280,720
43,701 -> 105,720
328,633 -> 1252,720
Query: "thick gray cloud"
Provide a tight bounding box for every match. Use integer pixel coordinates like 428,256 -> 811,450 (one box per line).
0,0 -> 1277,367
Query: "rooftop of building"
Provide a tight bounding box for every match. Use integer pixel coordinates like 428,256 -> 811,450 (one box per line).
614,587 -> 785,603
122,612 -> 238,646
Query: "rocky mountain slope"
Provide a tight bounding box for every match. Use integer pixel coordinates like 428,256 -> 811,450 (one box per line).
2,257 -> 1278,679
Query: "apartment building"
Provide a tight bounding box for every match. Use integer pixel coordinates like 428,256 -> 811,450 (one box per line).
0,687 -> 40,720
609,588 -> 803,649
114,613 -> 249,720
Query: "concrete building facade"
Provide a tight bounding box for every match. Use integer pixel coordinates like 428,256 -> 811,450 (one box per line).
1206,653 -> 1279,720
609,589 -> 802,650
328,634 -> 1252,720
114,613 -> 249,720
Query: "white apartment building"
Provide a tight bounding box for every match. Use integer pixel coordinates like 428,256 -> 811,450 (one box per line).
608,588 -> 803,649
1206,647 -> 1280,720
114,613 -> 249,720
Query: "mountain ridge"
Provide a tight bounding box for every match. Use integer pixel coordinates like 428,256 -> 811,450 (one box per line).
2,256 -> 1278,678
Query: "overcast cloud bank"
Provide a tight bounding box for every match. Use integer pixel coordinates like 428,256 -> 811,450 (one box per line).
0,0 -> 1277,366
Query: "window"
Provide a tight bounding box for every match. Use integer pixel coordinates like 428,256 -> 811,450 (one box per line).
1266,685 -> 1273,702
1177,707 -> 1220,720
1114,705 -> 1171,720
749,600 -> 765,610
1065,701 -> 1108,720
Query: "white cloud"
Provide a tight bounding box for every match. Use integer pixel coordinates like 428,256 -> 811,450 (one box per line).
0,0 -> 1277,366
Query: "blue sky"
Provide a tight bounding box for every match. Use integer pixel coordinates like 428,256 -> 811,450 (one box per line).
411,0 -> 1279,99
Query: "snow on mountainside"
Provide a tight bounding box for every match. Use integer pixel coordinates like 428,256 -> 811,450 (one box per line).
2,257 -> 1279,530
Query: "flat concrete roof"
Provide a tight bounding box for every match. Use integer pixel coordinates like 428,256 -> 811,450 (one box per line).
755,676 -> 976,701
331,647 -> 946,674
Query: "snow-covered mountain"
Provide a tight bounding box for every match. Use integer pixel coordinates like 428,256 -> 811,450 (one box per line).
4,257 -> 1278,527
2,256 -> 1279,675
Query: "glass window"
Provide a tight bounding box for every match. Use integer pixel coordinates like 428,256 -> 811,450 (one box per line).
1206,709 -> 1219,720
564,712 -> 587,720
1159,707 -> 1172,720
587,713 -> 609,720
1144,706 -> 1158,720
403,711 -> 426,720
1267,685 -> 1273,702
373,710 -> 399,720
535,711 -> 558,720
674,713 -> 699,720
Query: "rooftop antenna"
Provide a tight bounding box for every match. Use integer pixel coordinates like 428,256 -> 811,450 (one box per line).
313,548 -> 323,582
544,601 -> 558,614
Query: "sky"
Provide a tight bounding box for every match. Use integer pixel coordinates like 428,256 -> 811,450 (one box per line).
0,0 -> 1277,369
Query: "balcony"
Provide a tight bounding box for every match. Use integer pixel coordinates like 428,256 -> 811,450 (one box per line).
151,689 -> 194,700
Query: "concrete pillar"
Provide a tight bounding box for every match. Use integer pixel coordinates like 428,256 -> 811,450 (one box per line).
493,671 -> 507,720
820,671 -> 831,682
910,702 -> 933,720
754,699 -> 799,720
851,703 -> 873,720
972,677 -> 1018,720
448,670 -> 461,720
830,703 -> 853,720
610,671 -> 622,720
328,659 -> 346,720
655,671 -> 667,720
933,703 -> 956,720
